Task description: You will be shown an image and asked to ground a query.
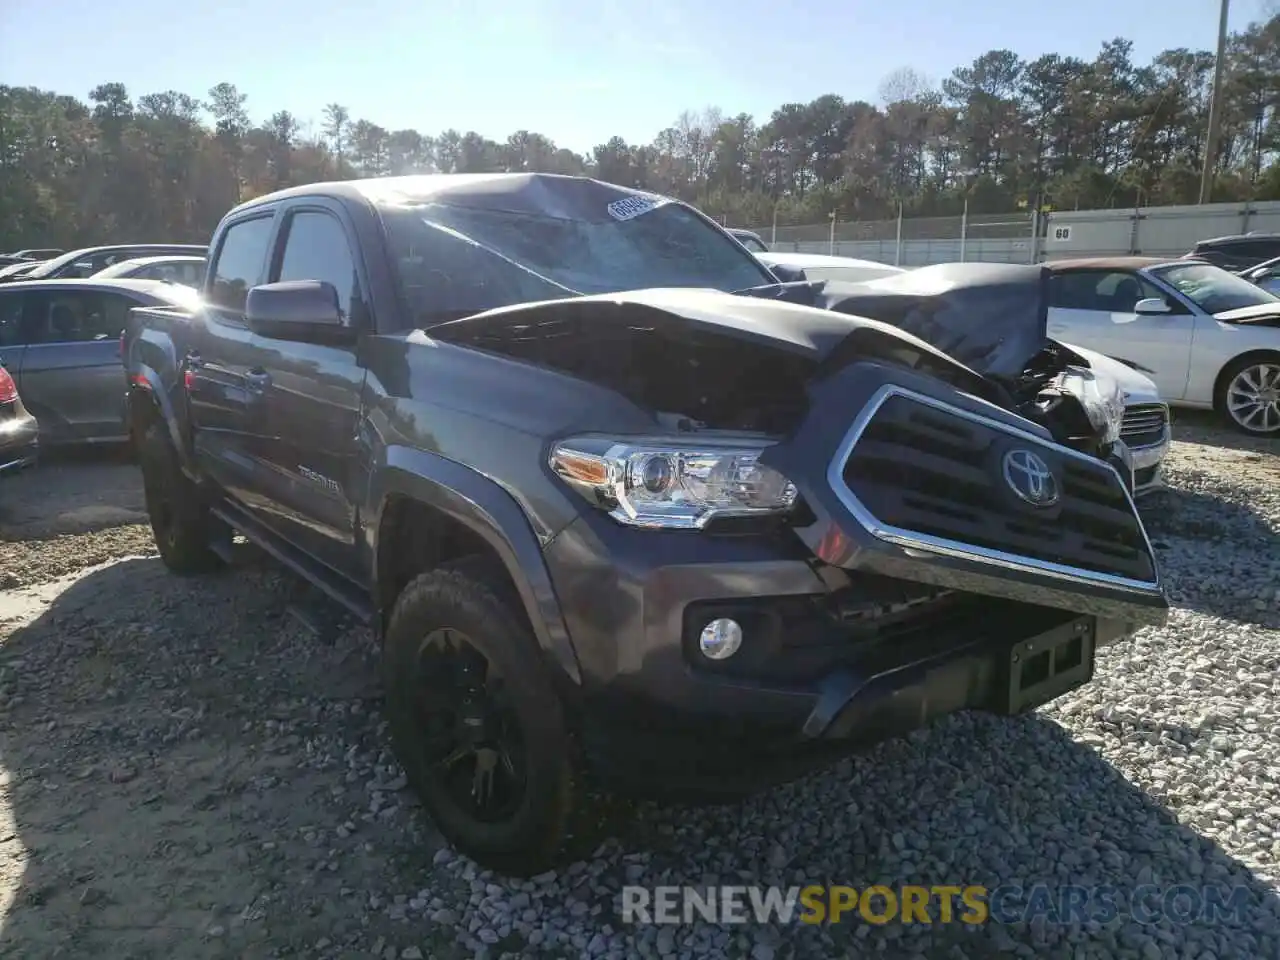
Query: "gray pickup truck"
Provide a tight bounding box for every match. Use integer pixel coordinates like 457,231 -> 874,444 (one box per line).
123,174 -> 1168,875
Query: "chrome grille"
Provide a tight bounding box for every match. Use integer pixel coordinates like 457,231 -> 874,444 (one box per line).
834,388 -> 1159,588
1120,403 -> 1169,448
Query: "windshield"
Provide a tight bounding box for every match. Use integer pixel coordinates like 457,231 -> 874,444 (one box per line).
1151,262 -> 1280,313
380,200 -> 777,326
21,250 -> 86,279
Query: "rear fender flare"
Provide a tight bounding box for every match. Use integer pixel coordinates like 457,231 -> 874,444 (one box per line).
368,446 -> 582,687
128,363 -> 193,472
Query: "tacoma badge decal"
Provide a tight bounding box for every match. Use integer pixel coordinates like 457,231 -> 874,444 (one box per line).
299,466 -> 342,495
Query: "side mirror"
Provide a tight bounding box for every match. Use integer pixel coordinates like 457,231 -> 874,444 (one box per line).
1134,297 -> 1171,316
245,280 -> 355,344
767,263 -> 807,283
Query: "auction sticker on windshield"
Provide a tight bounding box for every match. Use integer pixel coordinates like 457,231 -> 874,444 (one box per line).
607,194 -> 669,221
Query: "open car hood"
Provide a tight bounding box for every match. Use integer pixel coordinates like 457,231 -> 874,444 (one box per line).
1214,303 -> 1280,326
746,262 -> 1055,382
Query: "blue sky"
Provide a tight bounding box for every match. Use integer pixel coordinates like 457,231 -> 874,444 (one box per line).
0,0 -> 1272,152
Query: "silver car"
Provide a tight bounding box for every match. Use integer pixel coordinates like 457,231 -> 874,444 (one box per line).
92,254 -> 206,288
0,278 -> 202,445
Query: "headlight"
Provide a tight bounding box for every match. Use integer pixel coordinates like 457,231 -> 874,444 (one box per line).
1058,367 -> 1125,445
549,437 -> 798,529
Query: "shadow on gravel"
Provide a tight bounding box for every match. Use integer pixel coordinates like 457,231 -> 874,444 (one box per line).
1138,485 -> 1280,629
3,554 -> 1278,958
1169,410 -> 1278,456
0,444 -> 142,542
0,553 -> 468,960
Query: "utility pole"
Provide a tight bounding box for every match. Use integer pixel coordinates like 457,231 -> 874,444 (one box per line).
1199,0 -> 1231,205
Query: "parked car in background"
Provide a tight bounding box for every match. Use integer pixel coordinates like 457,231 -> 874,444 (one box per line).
1238,254 -> 1280,295
783,261 -> 1171,493
0,359 -> 39,475
756,250 -> 905,284
1043,257 -> 1280,436
10,248 -> 64,260
1184,233 -> 1280,272
0,262 -> 44,281
727,227 -> 769,252
0,278 -> 201,445
0,244 -> 208,284
92,254 -> 206,287
1074,349 -> 1171,496
0,255 -> 34,268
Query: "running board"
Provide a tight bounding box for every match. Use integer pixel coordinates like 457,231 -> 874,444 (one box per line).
209,502 -> 375,625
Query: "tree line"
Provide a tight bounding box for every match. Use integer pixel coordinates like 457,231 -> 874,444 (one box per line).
4,15 -> 1280,251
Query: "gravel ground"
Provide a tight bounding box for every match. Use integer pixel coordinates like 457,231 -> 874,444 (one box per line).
1,415 -> 1278,960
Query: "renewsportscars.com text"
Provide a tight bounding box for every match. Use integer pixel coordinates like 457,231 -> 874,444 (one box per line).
620,884 -> 1253,927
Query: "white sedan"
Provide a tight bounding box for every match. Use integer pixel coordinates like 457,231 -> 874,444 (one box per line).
1044,257 -> 1280,435
1067,345 -> 1171,497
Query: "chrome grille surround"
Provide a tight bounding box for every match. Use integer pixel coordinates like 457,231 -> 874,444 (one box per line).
827,384 -> 1162,595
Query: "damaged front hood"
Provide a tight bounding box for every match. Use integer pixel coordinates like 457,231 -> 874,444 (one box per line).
431,286 -> 994,382
1214,303 -> 1280,326
788,262 -> 1054,381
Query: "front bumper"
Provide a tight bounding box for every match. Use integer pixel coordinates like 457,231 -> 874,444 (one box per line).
1129,433 -> 1170,496
1120,403 -> 1171,497
547,508 -> 1137,794
544,362 -> 1167,792
0,412 -> 39,476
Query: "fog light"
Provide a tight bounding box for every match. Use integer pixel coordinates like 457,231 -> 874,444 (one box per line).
698,618 -> 743,660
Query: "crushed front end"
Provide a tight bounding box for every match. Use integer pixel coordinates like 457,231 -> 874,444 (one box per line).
542,356 -> 1167,797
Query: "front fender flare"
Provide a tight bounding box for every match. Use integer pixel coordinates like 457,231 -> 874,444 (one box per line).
368,446 -> 582,687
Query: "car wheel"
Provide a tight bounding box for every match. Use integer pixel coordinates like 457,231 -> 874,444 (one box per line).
138,420 -> 224,573
1216,356 -> 1280,436
382,560 -> 574,876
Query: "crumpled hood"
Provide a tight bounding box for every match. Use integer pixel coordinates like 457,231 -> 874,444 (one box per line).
434,286 -> 985,368
745,261 -> 1053,382
1214,303 -> 1280,326
428,285 -> 1006,408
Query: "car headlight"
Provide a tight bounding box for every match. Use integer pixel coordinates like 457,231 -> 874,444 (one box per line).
1058,367 -> 1126,445
549,437 -> 798,529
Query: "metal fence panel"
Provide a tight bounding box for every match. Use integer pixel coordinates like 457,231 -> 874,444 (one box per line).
1042,200 -> 1280,261
764,237 -> 1032,265
735,200 -> 1280,268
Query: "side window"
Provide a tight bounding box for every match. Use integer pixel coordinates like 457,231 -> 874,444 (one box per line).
274,210 -> 362,324
0,293 -> 25,346
209,216 -> 275,314
26,292 -> 118,343
90,252 -> 125,273
1048,272 -> 1109,310
1092,271 -> 1147,312
97,293 -> 137,338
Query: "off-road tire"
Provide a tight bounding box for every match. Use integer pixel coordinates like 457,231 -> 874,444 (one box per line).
138,420 -> 223,574
382,560 -> 574,876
